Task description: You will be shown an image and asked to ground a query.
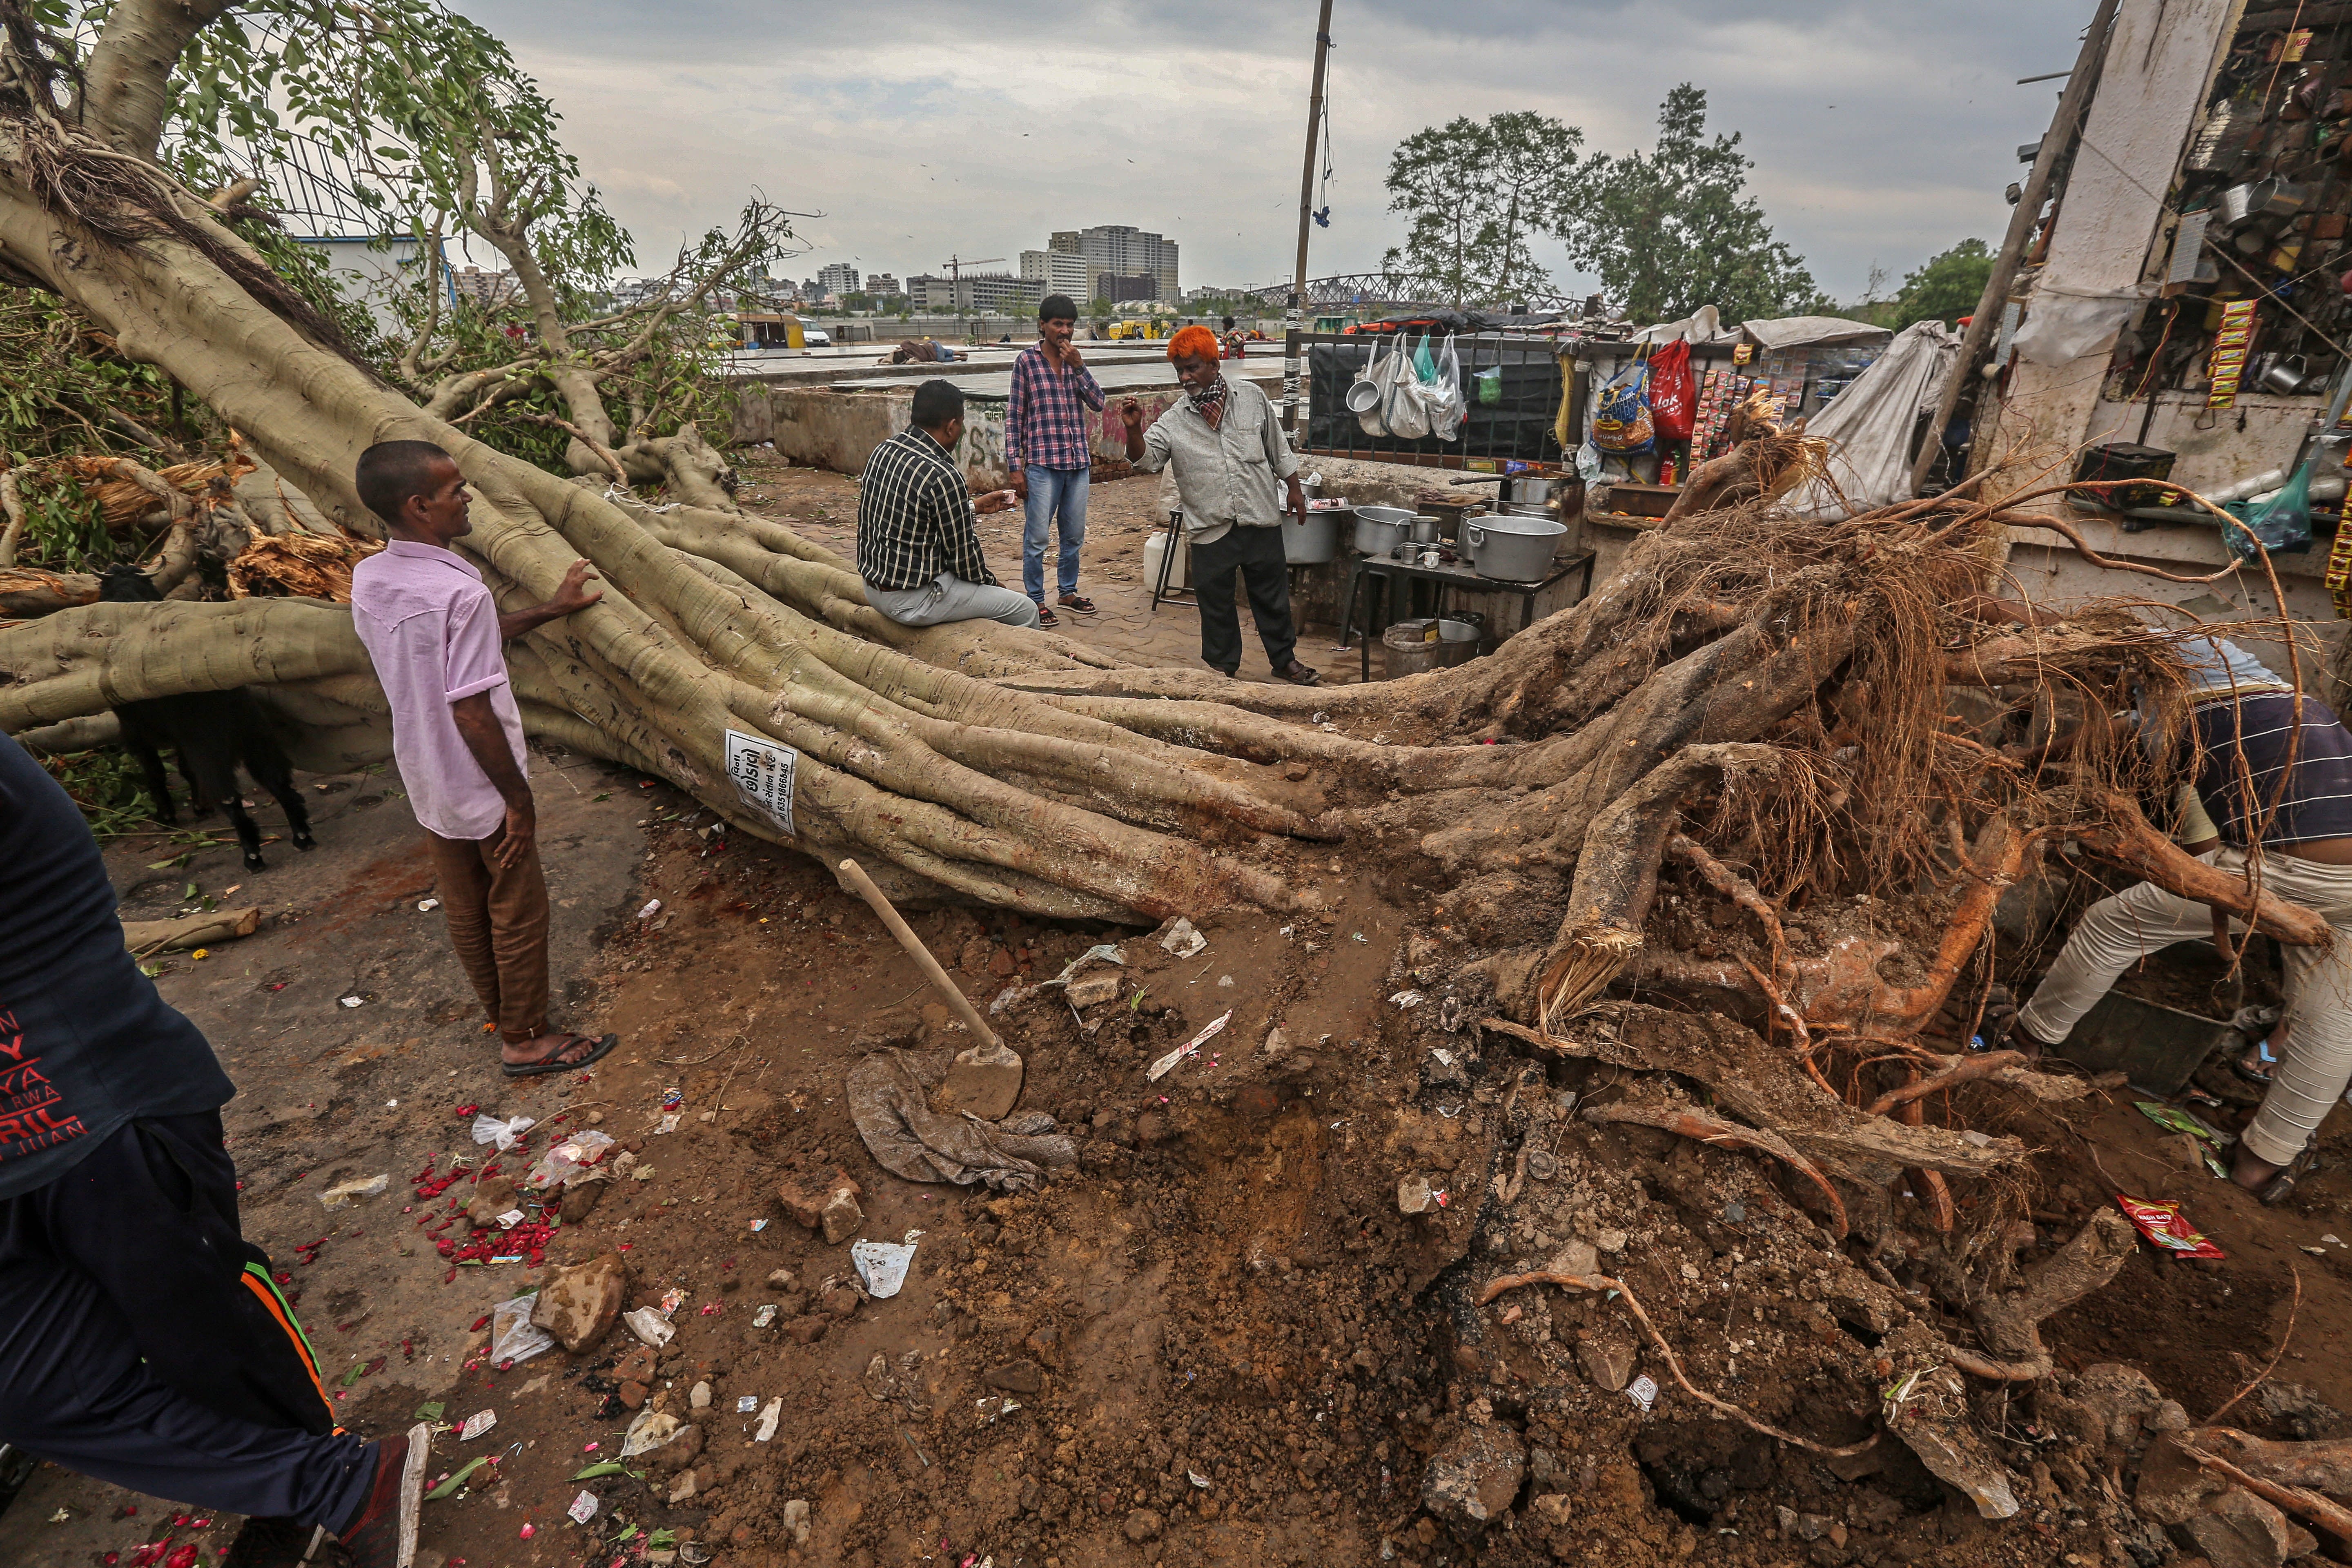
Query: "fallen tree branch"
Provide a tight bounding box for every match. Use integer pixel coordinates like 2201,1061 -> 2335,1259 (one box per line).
122,905 -> 259,955
2204,1263 -> 2302,1426
1583,1099 -> 1849,1238
2070,788 -> 2332,947
1477,1267 -> 1878,1457
1865,1050 -> 2027,1118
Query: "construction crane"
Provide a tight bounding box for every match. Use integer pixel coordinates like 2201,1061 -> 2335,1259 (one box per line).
940,254 -> 1004,338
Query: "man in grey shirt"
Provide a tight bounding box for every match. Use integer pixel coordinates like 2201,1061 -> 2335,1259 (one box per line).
1120,324 -> 1320,685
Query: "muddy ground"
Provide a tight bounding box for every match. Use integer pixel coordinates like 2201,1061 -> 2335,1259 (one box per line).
8,469 -> 2352,1568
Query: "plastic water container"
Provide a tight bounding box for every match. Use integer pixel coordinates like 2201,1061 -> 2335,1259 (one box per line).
1144,528 -> 1190,592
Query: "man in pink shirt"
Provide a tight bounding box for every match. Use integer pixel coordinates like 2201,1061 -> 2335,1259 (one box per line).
350,441 -> 618,1078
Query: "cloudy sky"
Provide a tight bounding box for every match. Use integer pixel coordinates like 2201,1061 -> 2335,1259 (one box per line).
463,0 -> 2093,305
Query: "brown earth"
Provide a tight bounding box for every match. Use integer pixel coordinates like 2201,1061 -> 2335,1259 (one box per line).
9,466 -> 2352,1568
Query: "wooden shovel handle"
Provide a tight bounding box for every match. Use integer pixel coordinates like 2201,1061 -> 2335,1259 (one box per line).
837,859 -> 1002,1051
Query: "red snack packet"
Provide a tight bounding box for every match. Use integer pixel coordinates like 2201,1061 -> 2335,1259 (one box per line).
2116,1193 -> 2224,1260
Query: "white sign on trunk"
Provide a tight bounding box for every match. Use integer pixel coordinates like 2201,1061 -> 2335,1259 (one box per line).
724,729 -> 798,835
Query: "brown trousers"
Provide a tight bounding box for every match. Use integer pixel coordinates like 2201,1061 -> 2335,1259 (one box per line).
425,824 -> 551,1045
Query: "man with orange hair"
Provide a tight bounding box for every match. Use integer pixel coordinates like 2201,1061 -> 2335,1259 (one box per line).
1120,325 -> 1320,685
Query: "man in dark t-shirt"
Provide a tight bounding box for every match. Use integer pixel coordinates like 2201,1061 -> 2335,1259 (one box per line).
0,734 -> 425,1568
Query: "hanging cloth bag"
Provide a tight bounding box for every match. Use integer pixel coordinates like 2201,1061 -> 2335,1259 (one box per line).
1589,348 -> 1655,454
1427,334 -> 1467,442
1382,332 -> 1434,441
1648,339 -> 1696,443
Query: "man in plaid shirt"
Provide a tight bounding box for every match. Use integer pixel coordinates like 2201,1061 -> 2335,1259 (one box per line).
1007,293 -> 1104,628
858,379 -> 1038,630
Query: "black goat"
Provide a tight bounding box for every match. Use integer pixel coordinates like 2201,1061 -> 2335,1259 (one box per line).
99,565 -> 316,871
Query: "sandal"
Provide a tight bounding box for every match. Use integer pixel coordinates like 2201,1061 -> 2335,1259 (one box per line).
2260,1137 -> 2323,1206
1035,605 -> 1059,628
1058,595 -> 1098,616
502,1032 -> 619,1078
2232,1035 -> 2280,1086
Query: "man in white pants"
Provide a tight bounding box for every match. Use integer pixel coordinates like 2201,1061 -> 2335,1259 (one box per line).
2003,634 -> 2352,1201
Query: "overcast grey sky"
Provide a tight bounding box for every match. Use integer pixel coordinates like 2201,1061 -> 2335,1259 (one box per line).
463,0 -> 2095,305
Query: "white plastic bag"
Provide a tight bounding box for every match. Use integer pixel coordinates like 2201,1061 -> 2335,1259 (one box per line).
1382,334 -> 1433,441
490,1292 -> 556,1365
1426,334 -> 1466,442
1355,336 -> 1401,437
471,1113 -> 534,1151
851,1237 -> 918,1299
525,1129 -> 615,1191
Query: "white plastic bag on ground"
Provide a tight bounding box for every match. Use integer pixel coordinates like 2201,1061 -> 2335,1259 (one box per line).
623,1307 -> 675,1348
526,1129 -> 615,1190
472,1114 -> 534,1150
851,1237 -> 918,1299
620,1408 -> 680,1459
490,1292 -> 556,1365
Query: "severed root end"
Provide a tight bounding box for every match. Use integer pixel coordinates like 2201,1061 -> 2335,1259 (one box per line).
1536,921 -> 1645,1032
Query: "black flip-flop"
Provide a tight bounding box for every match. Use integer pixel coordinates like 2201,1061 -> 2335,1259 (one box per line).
502,1032 -> 619,1079
2261,1140 -> 2323,1206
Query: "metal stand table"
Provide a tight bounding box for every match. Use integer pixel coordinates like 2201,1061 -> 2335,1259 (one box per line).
1339,550 -> 1597,684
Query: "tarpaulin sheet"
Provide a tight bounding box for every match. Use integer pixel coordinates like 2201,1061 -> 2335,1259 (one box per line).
1782,319 -> 1962,517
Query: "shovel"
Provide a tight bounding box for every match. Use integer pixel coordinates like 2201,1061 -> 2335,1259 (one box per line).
837,858 -> 1023,1120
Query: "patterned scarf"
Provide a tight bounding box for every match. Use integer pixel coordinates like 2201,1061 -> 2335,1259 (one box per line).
1185,375 -> 1229,418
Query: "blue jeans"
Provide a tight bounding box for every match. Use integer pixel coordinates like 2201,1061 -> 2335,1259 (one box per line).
1021,466 -> 1089,603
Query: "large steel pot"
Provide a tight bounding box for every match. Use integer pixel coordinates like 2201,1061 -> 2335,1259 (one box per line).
1353,504 -> 1413,554
1464,513 -> 1567,582
1285,507 -> 1342,564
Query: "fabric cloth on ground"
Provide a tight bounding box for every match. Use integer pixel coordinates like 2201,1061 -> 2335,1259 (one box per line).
1021,465 -> 1089,604
1188,522 -> 1298,675
426,822 -> 552,1045
2016,846 -> 2352,1166
0,1109 -> 375,1531
1782,320 -> 1960,517
350,539 -> 529,841
847,1050 -> 1076,1192
866,572 -> 1041,629
0,735 -> 231,1203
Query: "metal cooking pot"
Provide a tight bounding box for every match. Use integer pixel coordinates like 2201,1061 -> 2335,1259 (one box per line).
1464,513 -> 1567,582
1285,507 -> 1341,564
1499,476 -> 1557,508
1408,515 -> 1442,546
1353,504 -> 1413,555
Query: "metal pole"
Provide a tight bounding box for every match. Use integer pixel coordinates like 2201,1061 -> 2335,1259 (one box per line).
1284,0 -> 1336,439
1909,0 -> 2120,495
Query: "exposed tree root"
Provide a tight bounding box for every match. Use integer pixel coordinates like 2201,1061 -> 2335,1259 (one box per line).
1581,1099 -> 1849,1238
1477,1267 -> 1880,1457
1865,1051 -> 2029,1118
1962,1209 -> 2138,1381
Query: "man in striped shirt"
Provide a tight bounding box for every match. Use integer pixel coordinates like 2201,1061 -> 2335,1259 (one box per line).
2000,628 -> 2352,1201
857,380 -> 1038,630
1007,294 -> 1104,628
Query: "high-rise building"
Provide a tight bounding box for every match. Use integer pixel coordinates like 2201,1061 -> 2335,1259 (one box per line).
1073,225 -> 1178,302
1050,232 -> 1081,256
922,272 -> 1043,314
817,262 -> 860,298
865,273 -> 901,297
1020,249 -> 1092,301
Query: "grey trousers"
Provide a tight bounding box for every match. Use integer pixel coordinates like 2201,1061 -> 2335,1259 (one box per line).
866,572 -> 1041,629
2017,845 -> 2352,1166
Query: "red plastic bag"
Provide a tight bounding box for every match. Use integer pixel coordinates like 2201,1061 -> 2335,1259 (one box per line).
1648,339 -> 1695,443
2116,1192 -> 2224,1260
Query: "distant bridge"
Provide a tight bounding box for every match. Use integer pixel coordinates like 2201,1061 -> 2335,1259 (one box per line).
1241,271 -> 1583,315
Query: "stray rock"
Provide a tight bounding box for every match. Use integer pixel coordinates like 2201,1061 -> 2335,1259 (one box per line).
819,1284 -> 861,1319
1593,1227 -> 1628,1254
1123,1509 -> 1163,1543
985,1361 -> 1045,1395
1421,1425 -> 1525,1531
1397,1175 -> 1440,1216
529,1252 -> 628,1354
776,1168 -> 863,1240
1263,1028 -> 1290,1058
1066,973 -> 1120,1009
1529,1494 -> 1571,1527
784,1316 -> 829,1345
689,1381 -> 711,1410
1576,1323 -> 1638,1392
465,1176 -> 521,1229
2180,1486 -> 2316,1568
765,1268 -> 795,1290
820,1187 -> 864,1246
558,1181 -> 604,1223
781,1500 -> 811,1547
1546,1240 -> 1598,1281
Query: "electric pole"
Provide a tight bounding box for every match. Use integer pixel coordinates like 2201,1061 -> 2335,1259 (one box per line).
1283,0 -> 1335,440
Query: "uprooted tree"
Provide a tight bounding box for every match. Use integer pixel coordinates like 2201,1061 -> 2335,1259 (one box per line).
0,0 -> 2337,1509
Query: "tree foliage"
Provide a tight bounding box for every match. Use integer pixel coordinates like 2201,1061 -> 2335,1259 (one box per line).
1562,85 -> 1824,325
1382,111 -> 1582,307
1893,239 -> 1992,327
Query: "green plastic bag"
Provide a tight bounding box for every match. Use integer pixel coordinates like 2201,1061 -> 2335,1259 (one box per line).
1475,366 -> 1503,405
2222,460 -> 2314,561
1412,333 -> 1438,383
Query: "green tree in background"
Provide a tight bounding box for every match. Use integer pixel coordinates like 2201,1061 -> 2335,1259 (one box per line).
1563,85 -> 1824,324
1383,112 -> 1583,307
1893,240 -> 1992,327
